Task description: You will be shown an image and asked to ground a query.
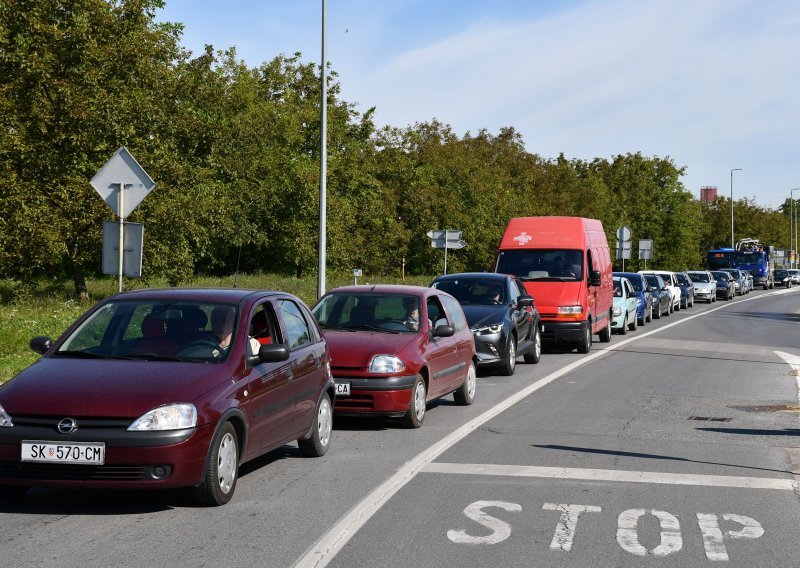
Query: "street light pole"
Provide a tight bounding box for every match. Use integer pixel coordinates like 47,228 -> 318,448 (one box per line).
730,168 -> 742,249
791,188 -> 800,268
317,0 -> 327,299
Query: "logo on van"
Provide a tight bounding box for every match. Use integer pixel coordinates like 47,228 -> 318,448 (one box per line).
514,232 -> 532,246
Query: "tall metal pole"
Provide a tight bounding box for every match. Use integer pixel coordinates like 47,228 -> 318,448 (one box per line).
317,0 -> 328,299
791,188 -> 800,268
118,182 -> 125,293
730,168 -> 741,249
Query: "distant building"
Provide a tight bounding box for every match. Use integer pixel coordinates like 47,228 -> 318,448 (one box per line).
700,186 -> 718,202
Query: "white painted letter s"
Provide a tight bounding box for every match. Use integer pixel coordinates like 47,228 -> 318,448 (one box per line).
447,501 -> 522,545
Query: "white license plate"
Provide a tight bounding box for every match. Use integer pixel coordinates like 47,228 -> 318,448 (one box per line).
21,440 -> 105,465
335,382 -> 351,396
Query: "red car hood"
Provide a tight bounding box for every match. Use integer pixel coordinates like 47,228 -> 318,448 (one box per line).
0,358 -> 229,418
324,330 -> 417,369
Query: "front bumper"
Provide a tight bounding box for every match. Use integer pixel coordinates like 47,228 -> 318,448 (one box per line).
472,330 -> 506,366
541,319 -> 589,345
0,423 -> 215,489
332,374 -> 417,417
611,313 -> 627,330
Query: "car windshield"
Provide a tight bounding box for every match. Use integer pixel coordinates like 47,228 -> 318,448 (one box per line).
711,272 -> 729,282
496,249 -> 583,282
55,300 -> 239,362
688,273 -> 709,283
775,270 -> 789,278
313,292 -> 418,333
432,278 -> 505,305
643,274 -> 661,289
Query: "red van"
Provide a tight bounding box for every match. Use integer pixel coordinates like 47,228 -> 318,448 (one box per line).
494,216 -> 613,353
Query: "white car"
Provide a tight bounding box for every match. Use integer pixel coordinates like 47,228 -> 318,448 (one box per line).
687,270 -> 717,303
639,270 -> 680,312
789,269 -> 800,285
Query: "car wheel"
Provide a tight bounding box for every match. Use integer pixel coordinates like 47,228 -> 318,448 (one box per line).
653,303 -> 661,319
194,421 -> 238,506
298,392 -> 333,457
498,334 -> 517,376
576,324 -> 592,354
453,362 -> 476,405
629,312 -> 637,331
646,304 -> 652,323
619,315 -> 628,335
523,326 -> 542,364
598,316 -> 611,343
403,375 -> 427,428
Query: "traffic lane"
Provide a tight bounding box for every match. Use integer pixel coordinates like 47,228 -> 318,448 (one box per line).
0,348 -> 579,568
436,341 -> 798,479
325,473 -> 798,567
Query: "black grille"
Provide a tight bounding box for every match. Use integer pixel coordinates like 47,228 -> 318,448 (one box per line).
10,416 -> 133,429
0,461 -> 148,480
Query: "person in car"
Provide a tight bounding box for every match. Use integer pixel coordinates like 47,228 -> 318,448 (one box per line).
551,256 -> 576,277
179,306 -> 235,359
403,296 -> 420,331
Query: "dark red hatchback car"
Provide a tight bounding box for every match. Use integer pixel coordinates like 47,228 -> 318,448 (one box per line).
312,285 -> 477,427
0,288 -> 335,506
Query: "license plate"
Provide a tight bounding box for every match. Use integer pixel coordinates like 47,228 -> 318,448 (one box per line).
21,440 -> 105,465
335,382 -> 351,396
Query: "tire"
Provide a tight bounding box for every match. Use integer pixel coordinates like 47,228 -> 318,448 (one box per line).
576,324 -> 592,354
629,312 -> 637,331
646,303 -> 652,323
653,303 -> 661,319
498,334 -> 517,376
619,315 -> 628,335
298,392 -> 333,457
598,317 -> 611,343
523,327 -> 542,364
194,422 -> 238,506
403,375 -> 427,428
453,362 -> 476,405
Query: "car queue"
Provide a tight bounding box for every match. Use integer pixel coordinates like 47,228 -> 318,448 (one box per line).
0,216 -> 768,506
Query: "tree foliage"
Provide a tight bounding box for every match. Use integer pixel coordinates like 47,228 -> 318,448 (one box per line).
0,1 -> 792,297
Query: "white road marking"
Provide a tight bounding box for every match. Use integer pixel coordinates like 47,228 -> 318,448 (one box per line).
696,513 -> 765,562
446,501 -> 521,544
292,290 -> 795,568
617,509 -> 683,556
422,462 -> 798,491
774,350 -> 800,405
542,503 -> 602,552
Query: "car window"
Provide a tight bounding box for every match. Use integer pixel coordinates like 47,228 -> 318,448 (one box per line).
507,279 -> 519,305
427,296 -> 448,330
613,280 -> 623,297
247,302 -> 282,355
277,299 -> 311,350
440,295 -> 467,332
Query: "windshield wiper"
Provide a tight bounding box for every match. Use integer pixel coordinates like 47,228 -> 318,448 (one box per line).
347,324 -> 401,334
53,350 -> 106,359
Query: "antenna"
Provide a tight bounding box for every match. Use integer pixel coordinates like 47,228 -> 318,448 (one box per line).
231,244 -> 243,288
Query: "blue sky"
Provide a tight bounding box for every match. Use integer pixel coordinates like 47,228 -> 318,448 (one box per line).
157,0 -> 800,210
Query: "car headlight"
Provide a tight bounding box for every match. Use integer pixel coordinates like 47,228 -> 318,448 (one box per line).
128,403 -> 197,431
558,306 -> 583,315
369,354 -> 406,374
0,403 -> 13,428
471,323 -> 503,335
612,306 -> 622,316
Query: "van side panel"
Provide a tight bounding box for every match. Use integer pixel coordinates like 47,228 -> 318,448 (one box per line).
495,216 -> 613,350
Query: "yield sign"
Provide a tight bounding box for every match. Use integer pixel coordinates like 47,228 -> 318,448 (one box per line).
90,147 -> 155,218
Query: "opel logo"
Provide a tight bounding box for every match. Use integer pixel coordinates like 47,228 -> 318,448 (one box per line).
57,417 -> 78,434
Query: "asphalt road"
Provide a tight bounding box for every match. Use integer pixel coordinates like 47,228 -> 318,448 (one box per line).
2,287 -> 798,568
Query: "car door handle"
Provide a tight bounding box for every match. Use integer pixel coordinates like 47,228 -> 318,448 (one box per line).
285,369 -> 294,382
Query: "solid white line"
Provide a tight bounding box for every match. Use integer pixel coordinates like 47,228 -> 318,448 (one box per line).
292,288 -> 795,568
774,350 -> 800,405
422,462 -> 799,491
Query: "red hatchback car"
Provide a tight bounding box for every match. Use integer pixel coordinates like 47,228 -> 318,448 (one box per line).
312,285 -> 477,427
0,288 -> 334,506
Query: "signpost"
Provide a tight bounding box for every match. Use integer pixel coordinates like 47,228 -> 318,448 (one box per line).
615,226 -> 632,270
638,239 -> 653,270
90,147 -> 155,292
427,230 -> 466,275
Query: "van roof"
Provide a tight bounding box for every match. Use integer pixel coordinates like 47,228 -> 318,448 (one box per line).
499,216 -> 605,249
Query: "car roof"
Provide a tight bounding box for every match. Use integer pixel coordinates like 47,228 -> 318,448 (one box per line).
324,284 -> 435,296
109,288 -> 280,304
432,272 -> 508,282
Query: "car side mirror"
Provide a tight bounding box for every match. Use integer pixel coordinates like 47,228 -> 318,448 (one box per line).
251,343 -> 290,365
30,336 -> 52,355
590,270 -> 602,287
433,324 -> 454,338
518,295 -> 534,308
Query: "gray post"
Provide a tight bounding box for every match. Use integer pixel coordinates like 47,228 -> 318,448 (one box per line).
317,0 -> 328,299
118,182 -> 125,293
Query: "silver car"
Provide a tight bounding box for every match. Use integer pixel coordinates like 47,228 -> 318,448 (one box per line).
687,270 -> 717,303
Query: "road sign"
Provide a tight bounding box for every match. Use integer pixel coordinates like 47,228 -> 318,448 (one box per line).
638,239 -> 653,260
102,221 -> 143,277
431,239 -> 466,249
90,147 -> 156,219
616,226 -> 631,242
